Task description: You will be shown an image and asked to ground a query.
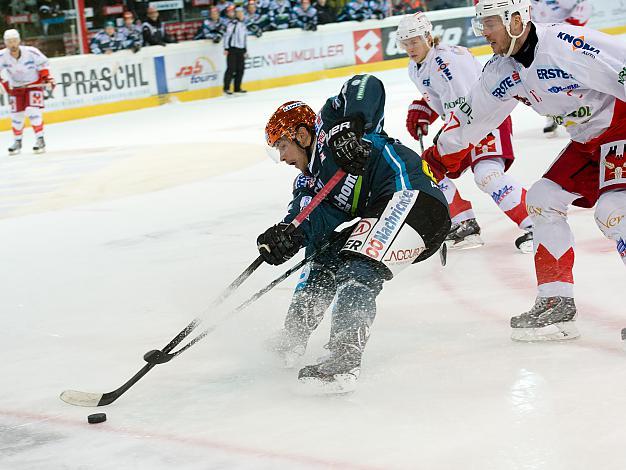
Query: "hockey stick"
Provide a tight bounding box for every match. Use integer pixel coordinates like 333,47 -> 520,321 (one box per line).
419,134 -> 448,267
60,169 -> 347,407
162,220 -> 357,360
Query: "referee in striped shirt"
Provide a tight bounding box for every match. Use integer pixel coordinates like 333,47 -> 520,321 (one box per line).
223,6 -> 248,95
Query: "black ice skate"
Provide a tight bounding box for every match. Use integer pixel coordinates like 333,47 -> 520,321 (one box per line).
511,296 -> 579,341
8,139 -> 22,156
298,347 -> 361,394
445,218 -> 484,250
298,321 -> 369,394
543,117 -> 558,135
33,136 -> 45,154
515,229 -> 533,254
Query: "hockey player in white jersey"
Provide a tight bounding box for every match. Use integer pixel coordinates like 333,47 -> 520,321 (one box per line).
0,29 -> 54,155
530,0 -> 592,133
397,13 -> 533,251
421,0 -> 626,341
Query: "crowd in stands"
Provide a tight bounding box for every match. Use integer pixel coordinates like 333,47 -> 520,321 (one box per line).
90,0 -> 433,53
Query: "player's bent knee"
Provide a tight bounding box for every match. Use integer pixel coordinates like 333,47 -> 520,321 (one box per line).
527,178 -> 569,223
472,158 -> 505,191
594,190 -> 626,240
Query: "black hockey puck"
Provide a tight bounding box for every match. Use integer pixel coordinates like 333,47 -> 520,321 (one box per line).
87,413 -> 107,424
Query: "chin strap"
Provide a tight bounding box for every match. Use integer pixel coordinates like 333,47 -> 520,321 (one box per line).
504,22 -> 526,57
294,124 -> 314,162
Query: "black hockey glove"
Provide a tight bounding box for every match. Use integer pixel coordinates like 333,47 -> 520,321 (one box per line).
328,116 -> 371,176
257,223 -> 305,266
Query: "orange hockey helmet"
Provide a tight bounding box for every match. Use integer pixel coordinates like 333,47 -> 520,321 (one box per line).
265,101 -> 317,148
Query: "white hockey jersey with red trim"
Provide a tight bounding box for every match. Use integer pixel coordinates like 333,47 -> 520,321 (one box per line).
408,43 -> 482,121
436,23 -> 626,156
530,0 -> 591,26
0,45 -> 49,88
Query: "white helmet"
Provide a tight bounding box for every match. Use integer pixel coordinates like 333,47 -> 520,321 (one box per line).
396,13 -> 432,51
472,0 -> 531,56
3,29 -> 20,42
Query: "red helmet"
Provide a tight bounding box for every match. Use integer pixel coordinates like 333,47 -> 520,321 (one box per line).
265,101 -> 316,147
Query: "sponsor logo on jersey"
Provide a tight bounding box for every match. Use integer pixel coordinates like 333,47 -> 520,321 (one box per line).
554,105 -> 592,126
294,173 -> 315,190
557,32 -> 600,56
617,238 -> 626,258
492,72 -> 521,98
383,247 -> 424,263
300,195 -> 312,210
356,74 -> 370,100
536,68 -> 574,80
443,96 -> 466,110
422,78 -> 431,87
491,185 -> 514,204
365,190 -> 415,260
547,83 -> 581,94
315,113 -> 323,133
333,173 -> 359,212
619,67 -> 626,85
435,56 -> 453,81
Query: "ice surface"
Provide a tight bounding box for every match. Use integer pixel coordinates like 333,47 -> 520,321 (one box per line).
1,53 -> 625,470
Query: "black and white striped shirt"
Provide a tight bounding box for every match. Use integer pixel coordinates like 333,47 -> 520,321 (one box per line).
223,19 -> 247,50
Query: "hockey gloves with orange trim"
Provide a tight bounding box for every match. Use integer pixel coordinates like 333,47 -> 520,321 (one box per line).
328,116 -> 371,176
257,223 -> 305,266
406,99 -> 438,141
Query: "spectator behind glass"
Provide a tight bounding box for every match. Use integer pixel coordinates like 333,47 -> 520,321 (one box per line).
38,0 -> 63,36
216,0 -> 234,17
316,0 -> 336,25
119,11 -> 143,52
245,1 -> 271,37
369,0 -> 389,18
338,0 -> 372,22
292,0 -> 318,30
269,0 -> 291,30
142,6 -> 176,46
392,0 -> 424,15
90,20 -> 124,54
194,6 -> 226,42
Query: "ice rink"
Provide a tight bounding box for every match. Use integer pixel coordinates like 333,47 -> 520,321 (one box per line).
1,63 -> 625,470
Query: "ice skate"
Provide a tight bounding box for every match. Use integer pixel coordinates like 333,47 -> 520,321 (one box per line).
511,296 -> 579,341
298,349 -> 361,394
445,218 -> 484,250
515,229 -> 533,253
8,139 -> 21,156
543,116 -> 558,135
265,328 -> 307,368
33,136 -> 45,154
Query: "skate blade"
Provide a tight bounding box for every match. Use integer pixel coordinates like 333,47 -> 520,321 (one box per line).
446,235 -> 485,250
8,150 -> 20,156
511,321 -> 580,342
33,148 -> 46,154
298,372 -> 359,395
516,240 -> 533,254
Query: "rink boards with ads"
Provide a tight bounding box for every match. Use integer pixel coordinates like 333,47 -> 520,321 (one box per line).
0,3 -> 625,130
